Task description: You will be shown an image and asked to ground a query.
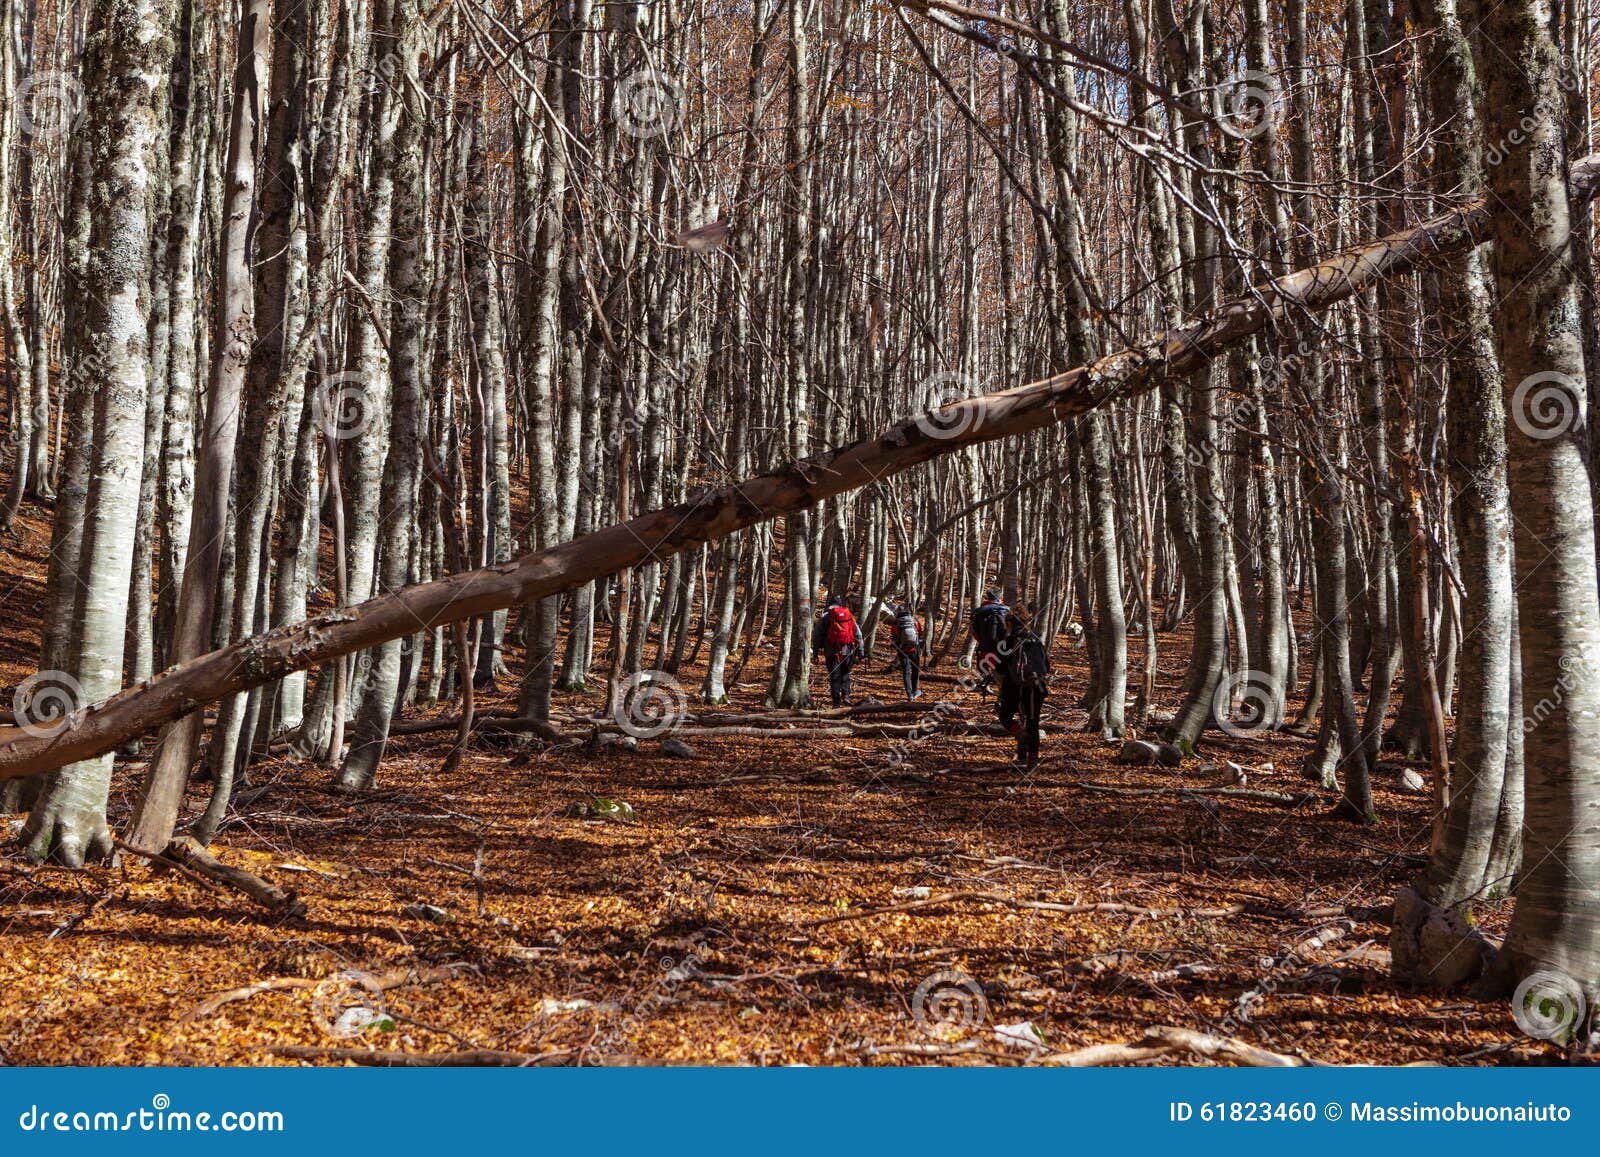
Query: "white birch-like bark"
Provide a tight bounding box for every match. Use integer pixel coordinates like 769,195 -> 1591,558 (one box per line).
21,0 -> 173,864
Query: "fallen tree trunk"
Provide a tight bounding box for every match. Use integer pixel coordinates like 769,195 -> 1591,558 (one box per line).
145,836 -> 307,918
5,155 -> 1597,782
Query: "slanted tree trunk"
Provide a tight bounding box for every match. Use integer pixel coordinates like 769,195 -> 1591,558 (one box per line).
4,162 -> 1594,781
155,0 -> 207,664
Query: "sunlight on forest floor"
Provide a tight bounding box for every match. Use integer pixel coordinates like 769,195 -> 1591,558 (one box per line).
0,503 -> 1546,1066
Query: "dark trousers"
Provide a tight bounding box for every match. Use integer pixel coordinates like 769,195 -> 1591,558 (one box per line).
825,647 -> 855,704
997,679 -> 1046,763
896,648 -> 921,699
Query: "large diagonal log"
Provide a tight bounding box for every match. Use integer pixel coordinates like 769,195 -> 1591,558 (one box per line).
4,155 -> 1598,781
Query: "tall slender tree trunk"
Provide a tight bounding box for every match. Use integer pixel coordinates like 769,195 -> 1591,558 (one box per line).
126,0 -> 267,852
21,0 -> 174,864
335,0 -> 424,793
1392,0 -> 1515,986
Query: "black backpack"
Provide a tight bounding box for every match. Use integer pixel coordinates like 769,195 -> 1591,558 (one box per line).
894,610 -> 921,649
1007,630 -> 1052,689
973,602 -> 1009,649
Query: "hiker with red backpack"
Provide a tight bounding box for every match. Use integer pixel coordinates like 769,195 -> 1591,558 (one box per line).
889,601 -> 924,701
996,611 -> 1052,766
811,593 -> 861,707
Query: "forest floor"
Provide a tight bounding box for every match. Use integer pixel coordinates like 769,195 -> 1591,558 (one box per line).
0,502 -> 1555,1067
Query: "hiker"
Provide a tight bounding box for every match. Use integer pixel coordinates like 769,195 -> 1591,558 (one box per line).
995,612 -> 1052,766
969,588 -> 1010,688
811,593 -> 861,707
889,601 -> 924,701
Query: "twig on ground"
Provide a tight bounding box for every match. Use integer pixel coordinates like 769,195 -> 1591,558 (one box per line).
271,1045 -> 573,1067
1070,781 -> 1321,808
182,963 -> 473,1022
1040,1025 -> 1314,1067
805,889 -> 1249,928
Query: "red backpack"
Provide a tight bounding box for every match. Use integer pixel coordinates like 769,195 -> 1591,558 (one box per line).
825,605 -> 858,648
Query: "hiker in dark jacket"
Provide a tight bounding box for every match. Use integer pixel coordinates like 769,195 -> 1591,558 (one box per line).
811,594 -> 861,706
995,612 -> 1051,766
889,601 -> 924,701
969,588 -> 1010,687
